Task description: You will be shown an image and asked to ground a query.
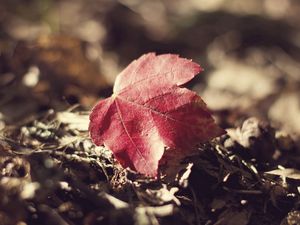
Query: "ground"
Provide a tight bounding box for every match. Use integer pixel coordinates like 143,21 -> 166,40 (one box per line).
0,1 -> 300,225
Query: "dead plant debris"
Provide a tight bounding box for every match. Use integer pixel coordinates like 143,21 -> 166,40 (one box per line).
0,110 -> 299,225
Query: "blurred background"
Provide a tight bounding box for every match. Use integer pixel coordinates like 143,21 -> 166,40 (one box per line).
0,0 -> 299,135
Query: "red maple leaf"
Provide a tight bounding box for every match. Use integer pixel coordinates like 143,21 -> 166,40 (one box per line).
89,53 -> 225,177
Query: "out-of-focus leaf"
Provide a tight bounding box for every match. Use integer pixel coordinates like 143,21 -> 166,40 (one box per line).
265,168 -> 300,180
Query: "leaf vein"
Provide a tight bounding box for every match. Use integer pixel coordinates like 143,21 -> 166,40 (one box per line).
114,98 -> 152,172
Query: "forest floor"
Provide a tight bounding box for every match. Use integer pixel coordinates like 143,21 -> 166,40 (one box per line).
1,1 -> 300,225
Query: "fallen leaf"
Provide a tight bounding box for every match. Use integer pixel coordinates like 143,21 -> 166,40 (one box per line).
89,53 -> 224,176
269,93 -> 300,134
35,35 -> 107,92
57,111 -> 89,131
265,168 -> 300,180
281,211 -> 300,225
